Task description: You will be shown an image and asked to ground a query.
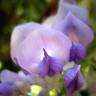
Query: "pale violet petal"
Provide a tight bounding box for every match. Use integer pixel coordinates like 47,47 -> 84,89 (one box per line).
0,82 -> 16,96
11,22 -> 41,64
0,70 -> 21,83
64,65 -> 84,95
64,65 -> 80,88
69,42 -> 86,63
54,12 -> 94,46
55,2 -> 89,24
13,26 -> 72,74
60,0 -> 77,4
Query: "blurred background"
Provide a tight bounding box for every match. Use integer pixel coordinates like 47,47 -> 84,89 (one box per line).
0,0 -> 96,96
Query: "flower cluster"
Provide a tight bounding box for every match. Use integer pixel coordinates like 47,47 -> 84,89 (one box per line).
0,0 -> 94,96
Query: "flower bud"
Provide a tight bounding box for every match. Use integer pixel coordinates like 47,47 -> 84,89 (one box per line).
0,82 -> 16,96
64,65 -> 84,96
11,23 -> 71,74
69,42 -> 86,63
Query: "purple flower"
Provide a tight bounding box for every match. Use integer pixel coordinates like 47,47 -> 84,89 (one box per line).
64,65 -> 84,96
53,12 -> 94,46
60,0 -> 77,4
38,49 -> 63,77
55,0 -> 89,24
0,70 -> 31,96
11,22 -> 41,65
11,22 -> 72,75
0,82 -> 16,96
69,42 -> 86,63
43,0 -> 89,27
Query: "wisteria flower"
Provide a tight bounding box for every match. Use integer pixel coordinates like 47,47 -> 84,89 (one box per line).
64,65 -> 84,96
53,12 -> 93,47
11,22 -> 72,75
0,70 -> 31,96
9,0 -> 94,95
0,82 -> 16,96
69,42 -> 86,63
43,0 -> 89,27
55,0 -> 89,24
0,69 -> 51,96
62,0 -> 76,4
10,22 -> 72,95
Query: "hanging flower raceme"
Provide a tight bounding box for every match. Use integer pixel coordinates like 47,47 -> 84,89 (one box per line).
55,0 -> 89,24
64,65 -> 84,96
9,0 -> 94,95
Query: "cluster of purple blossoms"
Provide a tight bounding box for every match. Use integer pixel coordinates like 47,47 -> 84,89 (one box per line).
0,0 -> 94,96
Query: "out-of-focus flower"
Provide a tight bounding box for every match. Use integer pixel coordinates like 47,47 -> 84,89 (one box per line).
0,70 -> 62,96
43,16 -> 55,27
64,65 -> 84,96
0,82 -> 16,96
53,12 -> 94,47
43,0 -> 89,26
62,0 -> 76,4
11,22 -> 72,75
55,0 -> 89,24
10,0 -> 94,95
69,42 -> 86,63
0,70 -> 31,96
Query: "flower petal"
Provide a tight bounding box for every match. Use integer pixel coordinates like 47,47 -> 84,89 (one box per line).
0,82 -> 16,96
54,12 -> 94,46
0,70 -> 21,83
69,42 -> 86,63
43,16 -> 56,27
64,65 -> 80,88
55,1 -> 89,24
11,22 -> 41,64
64,65 -> 84,94
38,49 -> 63,77
12,25 -> 72,74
